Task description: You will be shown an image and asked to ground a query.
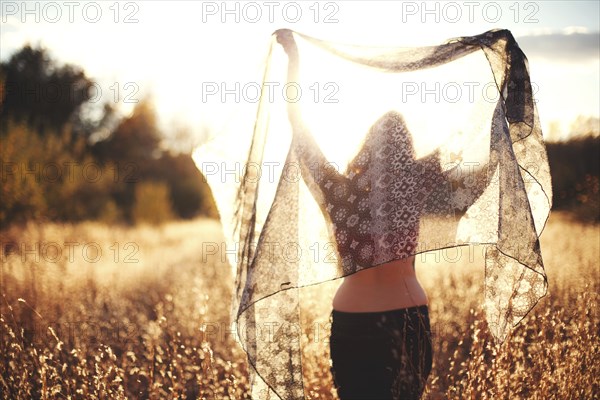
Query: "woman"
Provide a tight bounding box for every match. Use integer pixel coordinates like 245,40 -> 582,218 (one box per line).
320,106 -> 495,399
307,109 -> 442,400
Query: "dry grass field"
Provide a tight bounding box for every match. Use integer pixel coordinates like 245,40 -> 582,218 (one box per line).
1,212 -> 598,399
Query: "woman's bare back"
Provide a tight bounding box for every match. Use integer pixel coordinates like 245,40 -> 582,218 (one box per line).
332,256 -> 429,312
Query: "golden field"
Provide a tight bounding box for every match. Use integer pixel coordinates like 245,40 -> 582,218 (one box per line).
1,212 -> 598,399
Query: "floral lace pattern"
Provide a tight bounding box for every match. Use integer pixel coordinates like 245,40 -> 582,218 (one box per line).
202,29 -> 552,399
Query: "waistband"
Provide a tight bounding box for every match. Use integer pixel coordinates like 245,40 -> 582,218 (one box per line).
331,305 -> 429,327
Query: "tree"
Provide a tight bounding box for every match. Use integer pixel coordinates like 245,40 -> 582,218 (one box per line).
91,100 -> 162,165
0,45 -> 93,136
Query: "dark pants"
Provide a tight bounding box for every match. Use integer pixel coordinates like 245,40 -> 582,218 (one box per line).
329,305 -> 433,400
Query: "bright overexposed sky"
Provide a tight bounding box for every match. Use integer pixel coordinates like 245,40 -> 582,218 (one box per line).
1,1 -> 599,141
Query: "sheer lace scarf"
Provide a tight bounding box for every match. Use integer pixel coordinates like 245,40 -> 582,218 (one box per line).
194,28 -> 551,399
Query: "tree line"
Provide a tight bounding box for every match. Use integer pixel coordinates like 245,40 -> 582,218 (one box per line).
1,45 -> 218,227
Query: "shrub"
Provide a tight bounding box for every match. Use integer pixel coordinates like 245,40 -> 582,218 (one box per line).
131,182 -> 174,225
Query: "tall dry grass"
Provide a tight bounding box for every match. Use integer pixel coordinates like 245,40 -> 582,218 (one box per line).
1,212 -> 598,399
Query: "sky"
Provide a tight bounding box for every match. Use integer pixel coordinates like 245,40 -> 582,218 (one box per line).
1,0 -> 599,142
